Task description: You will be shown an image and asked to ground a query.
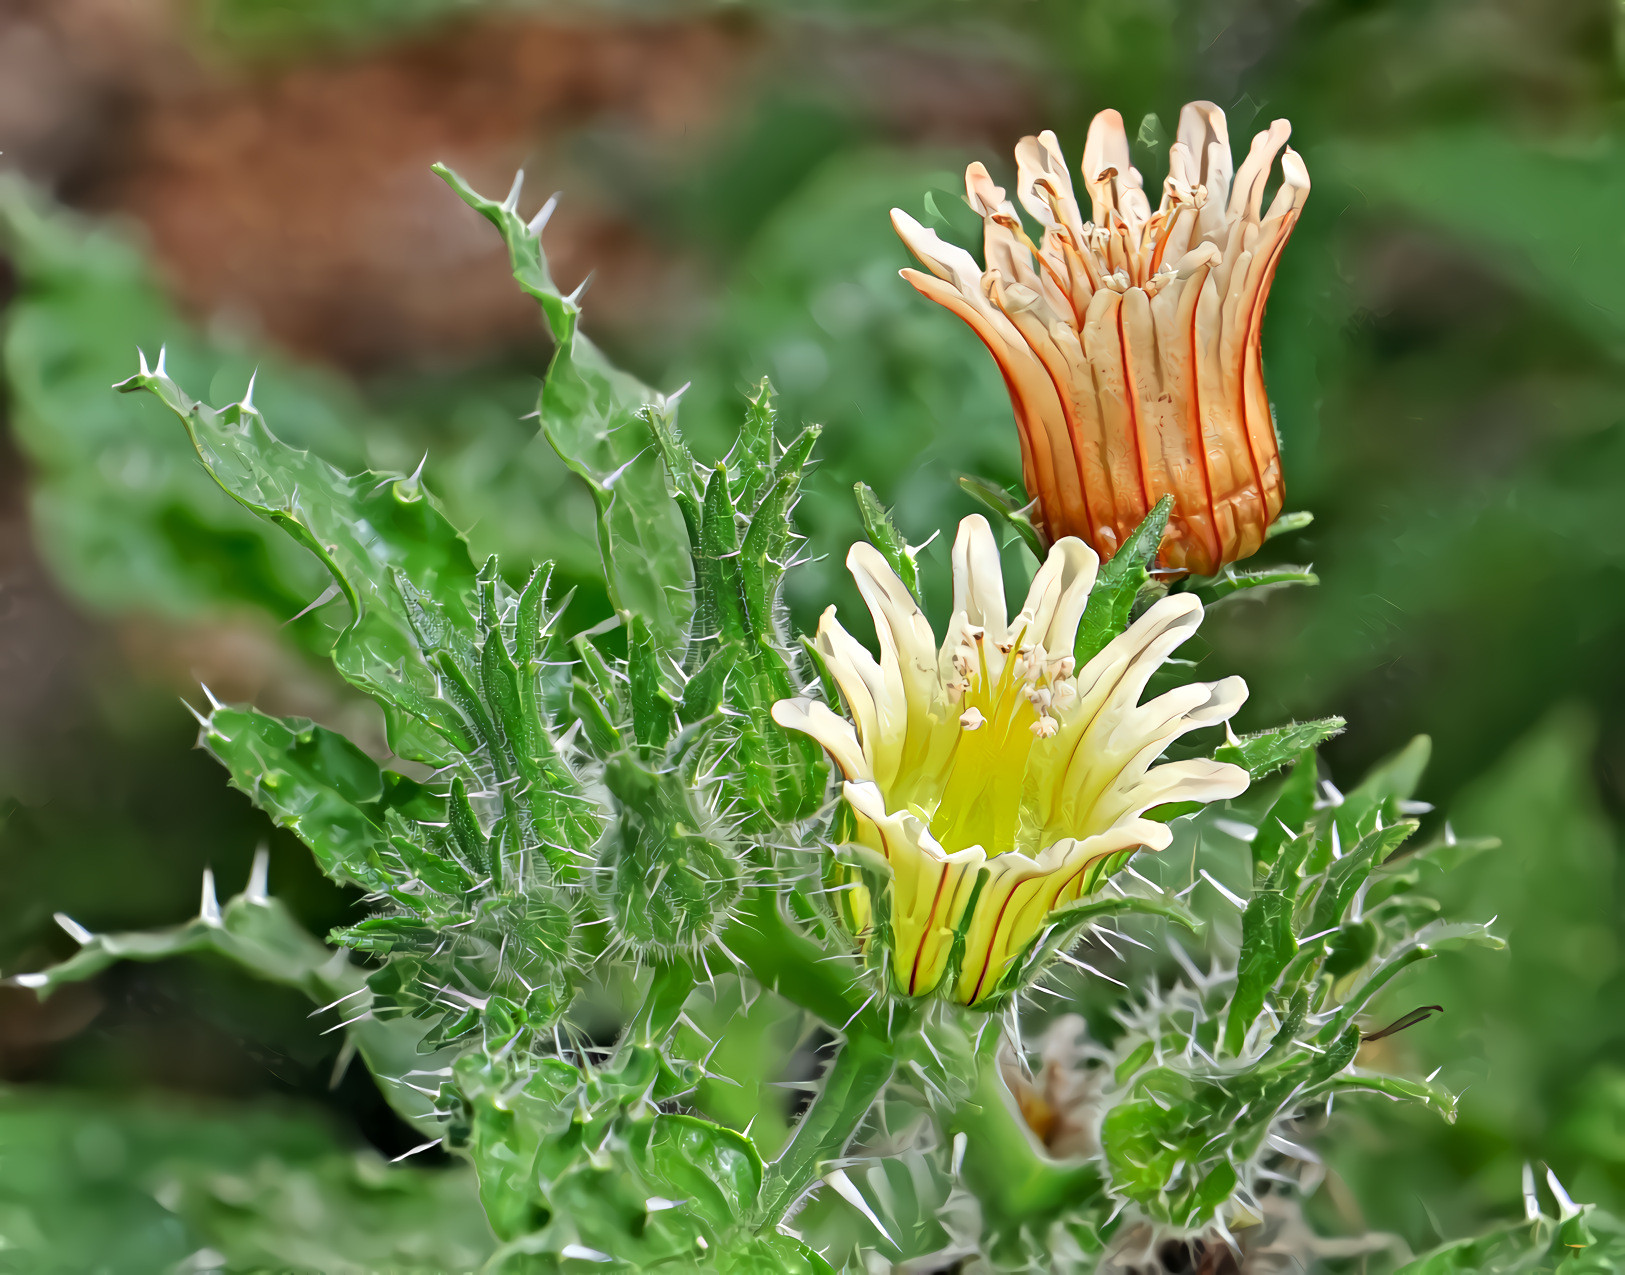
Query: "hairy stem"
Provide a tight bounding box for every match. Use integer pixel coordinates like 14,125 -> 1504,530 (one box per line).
947,1022 -> 1103,1226
622,958 -> 696,1052
754,1027 -> 897,1226
721,888 -> 882,1033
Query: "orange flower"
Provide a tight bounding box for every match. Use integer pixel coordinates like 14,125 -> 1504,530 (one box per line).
892,103 -> 1309,576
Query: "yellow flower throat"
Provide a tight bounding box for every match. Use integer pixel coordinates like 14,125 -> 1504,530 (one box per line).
919,629 -> 1046,858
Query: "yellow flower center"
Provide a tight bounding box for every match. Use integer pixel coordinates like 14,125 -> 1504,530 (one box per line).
926,629 -> 1043,857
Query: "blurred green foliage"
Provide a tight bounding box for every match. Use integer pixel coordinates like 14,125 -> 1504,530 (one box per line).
0,1088 -> 492,1272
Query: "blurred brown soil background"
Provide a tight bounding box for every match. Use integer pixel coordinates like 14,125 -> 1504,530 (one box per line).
1,0 -> 1034,373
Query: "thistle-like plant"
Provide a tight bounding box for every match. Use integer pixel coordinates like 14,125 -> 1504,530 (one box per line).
6,154 -> 1582,1275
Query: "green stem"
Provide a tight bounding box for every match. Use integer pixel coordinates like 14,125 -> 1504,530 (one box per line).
622,958 -> 696,1052
754,1028 -> 897,1226
721,889 -> 880,1033
947,1023 -> 1103,1225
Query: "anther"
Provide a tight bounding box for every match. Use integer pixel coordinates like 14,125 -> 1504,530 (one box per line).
960,708 -> 986,731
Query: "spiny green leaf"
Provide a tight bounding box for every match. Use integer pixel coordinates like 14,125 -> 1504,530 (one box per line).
629,614 -> 677,751
117,368 -> 479,765
739,474 -> 797,640
681,641 -> 738,723
958,474 -> 1045,562
1074,495 -> 1173,664
599,755 -> 742,957
1307,819 -> 1421,939
631,1114 -> 763,1229
1217,718 -> 1345,781
770,424 -> 821,492
332,915 -> 440,955
698,464 -> 749,648
447,777 -> 492,881
1177,563 -> 1318,608
572,633 -> 624,718
854,482 -> 922,602
570,677 -> 625,755
1265,510 -> 1314,540
478,630 -> 525,760
1224,886 -> 1297,1056
201,706 -> 397,890
1252,752 -> 1320,872
383,814 -> 475,899
734,378 -> 778,510
12,877 -> 452,1131
435,163 -> 693,658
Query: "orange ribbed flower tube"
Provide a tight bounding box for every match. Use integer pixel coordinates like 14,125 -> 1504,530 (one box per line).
892,102 -> 1309,576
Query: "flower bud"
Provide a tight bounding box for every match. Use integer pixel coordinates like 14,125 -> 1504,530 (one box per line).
893,103 -> 1309,575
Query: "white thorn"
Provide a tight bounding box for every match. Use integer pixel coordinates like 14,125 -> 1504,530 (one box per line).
242,369 -> 258,413
566,272 -> 593,305
12,973 -> 49,989
136,347 -> 151,377
199,869 -> 222,925
389,1138 -> 442,1163
824,1169 -> 895,1247
199,683 -> 225,711
1545,1167 -> 1580,1219
559,1244 -> 613,1263
246,845 -> 270,903
1522,1162 -> 1541,1221
527,193 -> 560,236
502,169 -> 525,213
154,346 -> 168,378
283,582 -> 342,627
950,1131 -> 967,1177
53,913 -> 93,945
1199,868 -> 1247,910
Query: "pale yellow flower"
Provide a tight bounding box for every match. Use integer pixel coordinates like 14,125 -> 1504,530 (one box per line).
772,515 -> 1249,1006
892,103 -> 1309,576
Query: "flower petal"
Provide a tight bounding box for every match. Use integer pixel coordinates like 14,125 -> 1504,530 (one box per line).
814,607 -> 904,785
1013,536 -> 1098,655
772,697 -> 870,782
1015,130 -> 1086,240
954,820 -> 1173,1004
844,781 -> 986,997
847,541 -> 941,724
951,515 -> 1009,646
1175,100 -> 1233,245
1104,758 -> 1250,824
1227,118 -> 1293,224
1033,593 -> 1214,838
